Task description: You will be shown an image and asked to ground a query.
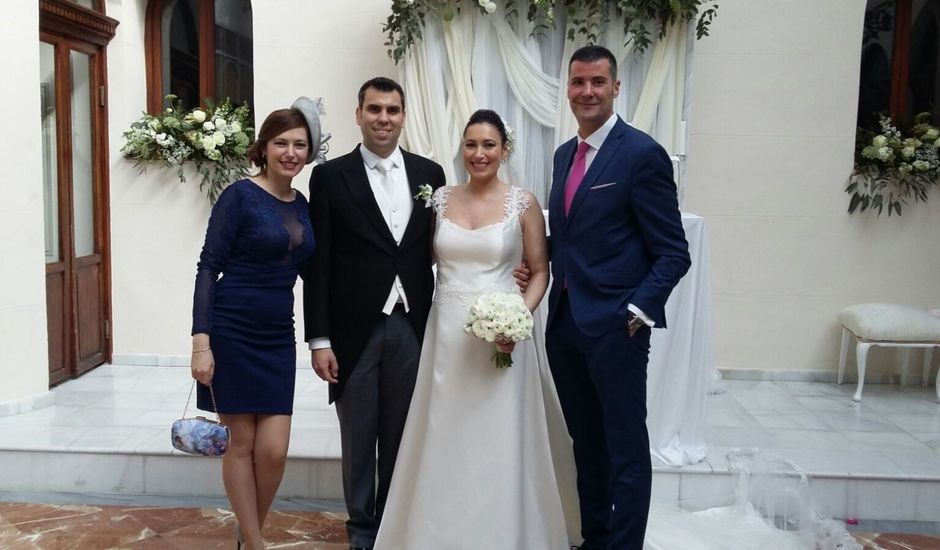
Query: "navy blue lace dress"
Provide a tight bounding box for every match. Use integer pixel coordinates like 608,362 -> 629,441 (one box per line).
192,179 -> 315,414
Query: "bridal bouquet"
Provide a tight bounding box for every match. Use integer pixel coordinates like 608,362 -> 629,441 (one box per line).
464,292 -> 534,368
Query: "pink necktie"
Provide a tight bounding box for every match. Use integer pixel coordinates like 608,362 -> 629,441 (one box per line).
564,141 -> 591,215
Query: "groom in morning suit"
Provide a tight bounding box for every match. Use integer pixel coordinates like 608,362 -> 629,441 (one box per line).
545,46 -> 691,550
303,77 -> 445,550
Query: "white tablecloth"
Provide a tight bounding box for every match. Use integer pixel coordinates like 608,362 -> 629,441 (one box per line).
646,214 -> 711,465
539,213 -> 712,466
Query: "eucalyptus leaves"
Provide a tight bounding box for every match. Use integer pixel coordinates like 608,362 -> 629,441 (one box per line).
383,0 -> 718,63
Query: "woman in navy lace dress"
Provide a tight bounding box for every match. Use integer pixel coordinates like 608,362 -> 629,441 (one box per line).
191,103 -> 323,550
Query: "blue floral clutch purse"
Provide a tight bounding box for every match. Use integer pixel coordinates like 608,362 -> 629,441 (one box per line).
171,381 -> 229,457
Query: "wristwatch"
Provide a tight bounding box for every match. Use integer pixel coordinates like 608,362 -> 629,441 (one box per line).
626,311 -> 646,334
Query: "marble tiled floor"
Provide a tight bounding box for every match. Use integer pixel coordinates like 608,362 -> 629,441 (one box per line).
9,364 -> 937,467
703,378 -> 940,480
0,500 -> 348,549
0,365 -> 338,458
0,499 -> 939,549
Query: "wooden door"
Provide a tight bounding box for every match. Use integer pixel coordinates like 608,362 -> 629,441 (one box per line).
40,3 -> 116,385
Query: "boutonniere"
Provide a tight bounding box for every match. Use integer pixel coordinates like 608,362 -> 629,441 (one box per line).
414,184 -> 433,208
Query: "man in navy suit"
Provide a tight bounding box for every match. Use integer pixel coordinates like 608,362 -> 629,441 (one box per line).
546,45 -> 691,550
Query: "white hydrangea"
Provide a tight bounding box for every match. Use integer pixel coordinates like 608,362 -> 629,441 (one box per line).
203,121 -> 215,132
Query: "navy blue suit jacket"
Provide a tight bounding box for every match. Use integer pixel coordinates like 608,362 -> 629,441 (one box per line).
547,117 -> 691,337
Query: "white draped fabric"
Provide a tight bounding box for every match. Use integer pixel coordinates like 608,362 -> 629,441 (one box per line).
399,6 -> 692,205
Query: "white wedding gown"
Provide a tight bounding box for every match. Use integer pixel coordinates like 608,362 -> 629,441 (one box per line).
374,186 -> 839,550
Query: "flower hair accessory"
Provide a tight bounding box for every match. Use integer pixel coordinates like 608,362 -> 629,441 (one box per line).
291,96 -> 331,165
414,184 -> 434,207
501,117 -> 515,156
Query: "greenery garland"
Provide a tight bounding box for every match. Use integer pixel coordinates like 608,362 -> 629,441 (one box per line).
384,0 -> 718,63
121,95 -> 254,204
846,112 -> 940,216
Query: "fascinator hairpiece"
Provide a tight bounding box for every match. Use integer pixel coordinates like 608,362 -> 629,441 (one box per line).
291,96 -> 331,165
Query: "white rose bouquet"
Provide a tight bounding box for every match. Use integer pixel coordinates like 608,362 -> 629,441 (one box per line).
464,292 -> 534,368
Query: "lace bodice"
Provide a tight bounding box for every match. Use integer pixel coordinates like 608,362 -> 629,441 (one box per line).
432,185 -> 531,308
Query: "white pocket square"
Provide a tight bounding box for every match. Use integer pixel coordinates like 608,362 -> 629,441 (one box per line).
589,182 -> 617,190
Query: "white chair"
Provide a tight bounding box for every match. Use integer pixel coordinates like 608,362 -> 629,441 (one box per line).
837,303 -> 940,402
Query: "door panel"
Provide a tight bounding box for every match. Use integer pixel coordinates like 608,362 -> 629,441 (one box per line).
75,256 -> 104,372
69,49 -> 106,375
70,50 -> 96,258
45,269 -> 68,385
41,40 -> 71,384
40,32 -> 111,385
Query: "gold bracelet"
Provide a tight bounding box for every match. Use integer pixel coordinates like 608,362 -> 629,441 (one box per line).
192,347 -> 211,353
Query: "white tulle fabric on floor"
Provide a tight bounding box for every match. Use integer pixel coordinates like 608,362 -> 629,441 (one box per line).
646,450 -> 861,550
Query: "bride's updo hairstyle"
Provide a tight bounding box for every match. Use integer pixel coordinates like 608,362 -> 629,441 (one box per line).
464,109 -> 508,146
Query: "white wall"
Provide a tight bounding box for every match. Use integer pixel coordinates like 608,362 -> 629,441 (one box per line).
684,0 -> 940,377
0,1 -> 50,402
108,0 -> 398,362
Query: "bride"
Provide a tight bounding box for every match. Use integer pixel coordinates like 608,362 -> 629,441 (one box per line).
374,109 -> 578,549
